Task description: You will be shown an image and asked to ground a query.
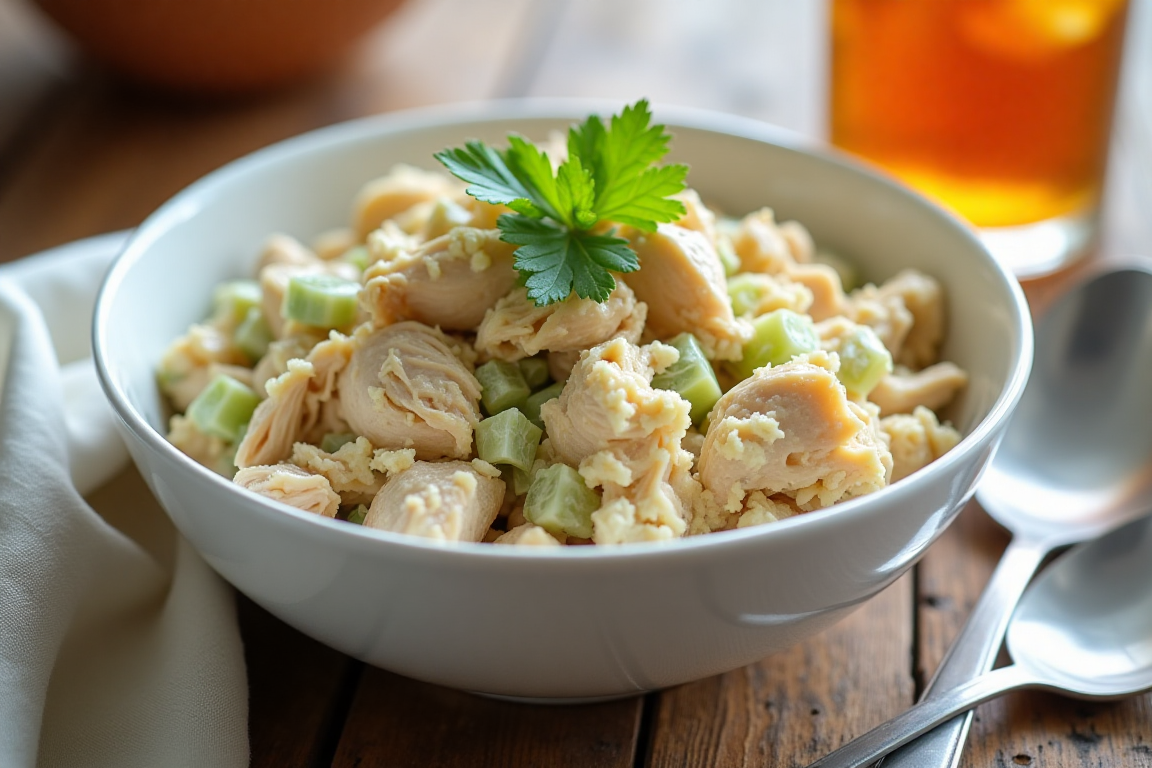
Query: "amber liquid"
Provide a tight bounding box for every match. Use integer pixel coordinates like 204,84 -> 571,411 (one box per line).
831,0 -> 1129,227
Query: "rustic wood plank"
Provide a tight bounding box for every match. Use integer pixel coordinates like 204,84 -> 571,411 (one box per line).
919,503 -> 1152,768
331,667 -> 643,768
646,572 -> 914,767
240,597 -> 365,768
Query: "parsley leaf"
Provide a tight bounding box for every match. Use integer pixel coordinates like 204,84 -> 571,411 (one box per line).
436,99 -> 687,306
500,215 -> 637,304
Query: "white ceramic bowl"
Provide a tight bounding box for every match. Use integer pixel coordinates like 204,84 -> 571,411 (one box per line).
93,101 -> 1032,701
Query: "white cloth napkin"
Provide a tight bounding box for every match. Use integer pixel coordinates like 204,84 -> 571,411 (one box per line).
0,234 -> 248,767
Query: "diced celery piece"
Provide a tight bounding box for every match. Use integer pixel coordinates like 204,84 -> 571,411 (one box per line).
727,273 -> 767,317
346,504 -> 368,525
475,359 -> 531,415
343,245 -> 371,272
836,326 -> 893,397
186,374 -> 260,443
717,238 -> 741,277
523,381 -> 565,428
284,274 -> 360,329
501,464 -> 534,496
475,408 -> 542,471
651,333 -> 721,426
518,356 -> 552,391
734,308 -> 819,379
320,432 -> 358,453
213,280 -> 263,326
233,306 -> 273,361
524,463 -> 599,540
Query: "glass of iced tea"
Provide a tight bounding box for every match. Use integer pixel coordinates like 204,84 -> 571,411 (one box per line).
830,0 -> 1130,277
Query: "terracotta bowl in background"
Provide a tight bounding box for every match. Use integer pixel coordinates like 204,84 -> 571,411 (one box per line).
32,0 -> 406,93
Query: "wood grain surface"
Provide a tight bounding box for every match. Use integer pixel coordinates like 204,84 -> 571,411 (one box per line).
2,0 -> 1150,765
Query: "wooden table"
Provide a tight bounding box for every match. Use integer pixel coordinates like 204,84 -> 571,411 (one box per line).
3,1 -> 1151,765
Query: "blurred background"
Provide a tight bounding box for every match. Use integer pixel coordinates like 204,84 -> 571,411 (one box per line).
1,0 -> 1149,264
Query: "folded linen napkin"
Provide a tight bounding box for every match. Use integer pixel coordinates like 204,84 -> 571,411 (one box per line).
0,234 -> 248,767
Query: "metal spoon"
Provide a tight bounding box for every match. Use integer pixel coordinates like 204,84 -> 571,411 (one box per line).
806,512 -> 1152,768
878,265 -> 1152,768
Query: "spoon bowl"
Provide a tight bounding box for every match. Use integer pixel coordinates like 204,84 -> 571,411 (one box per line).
873,265 -> 1152,768
978,267 -> 1152,539
808,513 -> 1152,768
1009,513 -> 1152,696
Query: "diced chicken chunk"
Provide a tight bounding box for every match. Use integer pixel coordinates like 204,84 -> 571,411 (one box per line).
869,362 -> 968,416
475,281 -> 647,361
881,406 -> 963,482
494,523 -> 563,547
353,164 -> 462,241
337,321 -> 481,460
360,227 -> 518,332
233,463 -> 340,518
626,223 -> 750,360
698,351 -> 892,512
542,338 -> 699,543
731,208 -> 813,273
235,334 -> 354,468
364,460 -> 504,542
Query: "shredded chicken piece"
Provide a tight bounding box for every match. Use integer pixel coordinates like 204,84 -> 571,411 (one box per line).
698,351 -> 892,513
233,463 -> 340,518
256,233 -> 321,272
784,263 -> 848,321
737,491 -> 800,529
166,414 -> 233,477
672,188 -> 719,245
874,270 -> 946,370
547,349 -> 581,383
364,460 -> 504,542
869,362 -> 968,416
881,406 -> 963,482
494,523 -> 563,547
352,164 -> 462,241
311,228 -> 357,261
291,436 -> 383,506
235,333 -> 354,468
251,332 -> 326,398
360,227 -> 518,331
731,208 -> 813,273
158,324 -> 249,411
475,281 -> 647,361
846,283 -> 913,360
626,223 -> 750,360
541,338 -> 699,544
337,321 -> 481,460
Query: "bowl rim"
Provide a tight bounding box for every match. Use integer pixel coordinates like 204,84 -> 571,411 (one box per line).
92,97 -> 1034,564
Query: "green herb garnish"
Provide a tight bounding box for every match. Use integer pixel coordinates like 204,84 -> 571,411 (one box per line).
434,99 -> 688,306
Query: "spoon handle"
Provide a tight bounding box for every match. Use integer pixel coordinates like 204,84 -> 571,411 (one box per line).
879,534 -> 1049,768
804,664 -> 1038,768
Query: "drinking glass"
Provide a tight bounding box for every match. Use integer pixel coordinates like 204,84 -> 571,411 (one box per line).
830,0 -> 1130,278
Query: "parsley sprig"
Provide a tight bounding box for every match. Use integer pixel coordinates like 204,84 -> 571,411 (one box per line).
434,100 -> 688,306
